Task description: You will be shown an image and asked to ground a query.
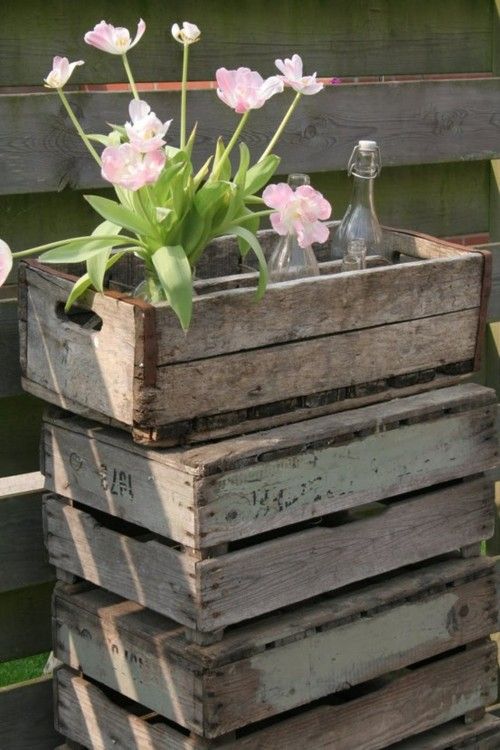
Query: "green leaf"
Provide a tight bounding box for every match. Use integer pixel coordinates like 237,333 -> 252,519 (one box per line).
152,159 -> 186,206
213,137 -> 232,181
86,221 -> 122,292
64,251 -> 125,312
233,208 -> 261,254
152,246 -> 193,331
235,143 -> 251,189
193,155 -> 213,189
244,155 -> 281,196
84,195 -> 154,237
194,182 -> 228,216
231,226 -> 268,300
181,206 -> 205,257
39,236 -> 132,263
87,133 -> 113,146
184,123 -> 198,159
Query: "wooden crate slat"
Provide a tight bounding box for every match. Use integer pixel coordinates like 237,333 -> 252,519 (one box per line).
0,471 -> 44,499
197,477 -> 494,630
43,475 -> 494,631
0,675 -> 61,750
43,384 -> 499,547
0,0 -> 491,86
0,581 -> 54,662
53,557 -> 497,736
55,643 -> 498,749
0,488 -> 54,593
2,79 -> 500,196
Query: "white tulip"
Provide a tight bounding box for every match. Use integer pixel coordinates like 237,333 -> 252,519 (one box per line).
171,22 -> 201,45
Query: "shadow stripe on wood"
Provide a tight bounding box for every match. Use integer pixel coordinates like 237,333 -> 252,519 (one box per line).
2,78 -> 500,195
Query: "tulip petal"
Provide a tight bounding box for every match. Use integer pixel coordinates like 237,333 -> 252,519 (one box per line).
0,240 -> 13,287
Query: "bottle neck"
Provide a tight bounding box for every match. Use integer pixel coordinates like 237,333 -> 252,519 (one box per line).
352,175 -> 376,209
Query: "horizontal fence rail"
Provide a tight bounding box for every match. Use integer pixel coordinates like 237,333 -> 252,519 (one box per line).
1,78 -> 499,195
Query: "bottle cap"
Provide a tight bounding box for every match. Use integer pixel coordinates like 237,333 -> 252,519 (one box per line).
358,140 -> 378,151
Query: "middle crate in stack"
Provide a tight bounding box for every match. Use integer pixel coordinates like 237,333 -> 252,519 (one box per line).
42,381 -> 499,743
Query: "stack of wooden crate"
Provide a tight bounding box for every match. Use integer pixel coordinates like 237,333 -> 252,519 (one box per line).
19,228 -> 500,748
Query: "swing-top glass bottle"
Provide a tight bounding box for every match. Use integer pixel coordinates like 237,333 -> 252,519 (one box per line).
330,140 -> 391,264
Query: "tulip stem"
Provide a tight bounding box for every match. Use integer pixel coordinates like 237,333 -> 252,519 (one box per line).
259,91 -> 302,162
180,43 -> 190,149
213,111 -> 250,179
57,89 -> 101,165
122,53 -> 139,100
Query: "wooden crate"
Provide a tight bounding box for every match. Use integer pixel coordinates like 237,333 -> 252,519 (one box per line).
52,557 -> 498,738
42,383 -> 499,550
54,638 -> 498,749
19,226 -> 491,446
43,469 -> 495,636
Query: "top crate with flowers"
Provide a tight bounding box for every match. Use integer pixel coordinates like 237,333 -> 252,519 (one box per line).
5,18 -> 492,445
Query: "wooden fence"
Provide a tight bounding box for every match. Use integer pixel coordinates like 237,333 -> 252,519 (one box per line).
0,1 -> 499,747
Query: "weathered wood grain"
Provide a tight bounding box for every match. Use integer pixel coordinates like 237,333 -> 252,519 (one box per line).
0,581 -> 54,662
0,675 -> 61,750
1,0 -> 492,86
197,477 -> 494,630
0,490 -> 55,592
392,714 -> 500,749
55,643 -> 497,749
43,495 -> 199,629
22,263 -> 136,425
149,308 -> 479,423
44,476 -> 495,631
53,557 -> 497,736
3,78 -> 500,195
152,254 -> 483,364
43,383 -> 499,546
0,471 -> 44,499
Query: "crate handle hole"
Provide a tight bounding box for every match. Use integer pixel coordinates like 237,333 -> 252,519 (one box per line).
55,302 -> 103,331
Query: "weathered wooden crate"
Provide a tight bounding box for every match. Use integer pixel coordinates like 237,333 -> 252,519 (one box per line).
43,470 -> 495,636
41,383 -> 498,637
54,638 -> 498,749
20,226 -> 491,446
42,382 -> 499,550
52,557 -> 498,738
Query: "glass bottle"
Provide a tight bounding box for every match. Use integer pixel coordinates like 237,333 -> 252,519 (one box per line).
340,239 -> 367,272
268,173 -> 321,282
330,140 -> 390,263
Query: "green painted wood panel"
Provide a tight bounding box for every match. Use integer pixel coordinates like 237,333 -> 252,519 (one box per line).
0,0 -> 492,86
0,675 -> 60,749
0,582 -> 54,662
0,493 -> 55,594
1,79 -> 499,196
0,395 -> 44,478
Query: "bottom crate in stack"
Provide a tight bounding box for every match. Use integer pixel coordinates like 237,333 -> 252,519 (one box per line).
52,556 -> 499,748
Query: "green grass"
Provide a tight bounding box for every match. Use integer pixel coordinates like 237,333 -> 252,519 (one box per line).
0,652 -> 50,688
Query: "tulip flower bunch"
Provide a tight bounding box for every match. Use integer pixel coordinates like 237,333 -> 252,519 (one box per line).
1,20 -> 332,329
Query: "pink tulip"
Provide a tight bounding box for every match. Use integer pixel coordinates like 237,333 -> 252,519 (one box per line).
0,240 -> 13,287
84,19 -> 146,55
44,56 -> 84,89
101,143 -> 166,191
125,100 -> 172,153
275,54 -> 323,95
216,67 -> 284,114
263,183 -> 331,248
